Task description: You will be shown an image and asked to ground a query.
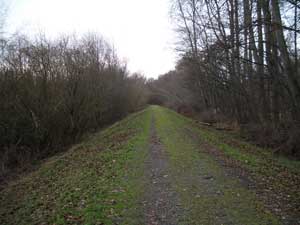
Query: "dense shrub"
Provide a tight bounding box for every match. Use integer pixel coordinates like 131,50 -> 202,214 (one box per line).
240,122 -> 300,158
0,34 -> 147,178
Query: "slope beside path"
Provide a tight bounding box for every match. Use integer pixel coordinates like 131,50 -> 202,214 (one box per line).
1,106 -> 299,224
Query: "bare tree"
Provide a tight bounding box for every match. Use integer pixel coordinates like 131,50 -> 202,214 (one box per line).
165,0 -> 300,155
0,32 -> 148,176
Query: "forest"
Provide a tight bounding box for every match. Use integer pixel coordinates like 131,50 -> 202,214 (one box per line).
0,1 -> 300,224
0,0 -> 299,180
149,0 -> 300,156
0,32 -> 148,179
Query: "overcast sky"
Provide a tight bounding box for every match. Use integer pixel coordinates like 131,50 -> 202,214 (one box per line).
5,0 -> 177,78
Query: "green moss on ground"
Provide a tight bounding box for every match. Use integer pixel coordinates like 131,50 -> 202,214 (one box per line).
153,106 -> 281,224
0,109 -> 152,225
1,106 -> 298,225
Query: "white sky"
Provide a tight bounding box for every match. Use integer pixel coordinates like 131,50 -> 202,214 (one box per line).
5,0 -> 177,78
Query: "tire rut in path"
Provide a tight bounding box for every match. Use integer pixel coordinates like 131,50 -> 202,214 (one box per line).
143,116 -> 182,225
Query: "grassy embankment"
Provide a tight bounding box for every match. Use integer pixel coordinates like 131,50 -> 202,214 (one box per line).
0,108 -> 152,225
1,106 -> 299,224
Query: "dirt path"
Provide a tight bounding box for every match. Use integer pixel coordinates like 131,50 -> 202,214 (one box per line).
140,107 -> 285,225
143,117 -> 182,225
1,106 -> 298,225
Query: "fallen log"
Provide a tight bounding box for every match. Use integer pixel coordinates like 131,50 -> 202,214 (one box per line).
197,121 -> 213,126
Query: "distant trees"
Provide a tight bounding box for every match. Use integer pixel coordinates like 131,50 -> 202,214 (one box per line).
147,70 -> 195,109
159,0 -> 300,155
0,33 -> 147,177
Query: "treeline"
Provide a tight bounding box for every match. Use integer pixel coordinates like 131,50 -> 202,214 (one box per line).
0,33 -> 147,177
147,71 -> 194,108
153,0 -> 299,156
